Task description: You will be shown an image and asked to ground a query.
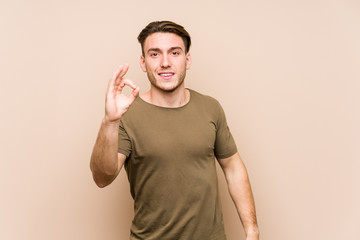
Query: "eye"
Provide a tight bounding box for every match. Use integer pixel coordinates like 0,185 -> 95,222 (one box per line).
150,52 -> 158,57
172,51 -> 180,56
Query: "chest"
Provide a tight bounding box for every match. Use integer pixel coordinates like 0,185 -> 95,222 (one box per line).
126,110 -> 217,161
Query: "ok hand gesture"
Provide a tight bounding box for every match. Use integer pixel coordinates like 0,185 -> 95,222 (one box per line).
104,64 -> 140,123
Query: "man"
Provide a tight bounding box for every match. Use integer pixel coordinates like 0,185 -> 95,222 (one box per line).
90,21 -> 259,240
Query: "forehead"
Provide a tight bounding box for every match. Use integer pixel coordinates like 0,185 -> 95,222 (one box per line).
144,32 -> 185,51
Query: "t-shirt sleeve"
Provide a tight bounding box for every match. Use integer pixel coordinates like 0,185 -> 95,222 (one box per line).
214,101 -> 238,159
118,119 -> 132,157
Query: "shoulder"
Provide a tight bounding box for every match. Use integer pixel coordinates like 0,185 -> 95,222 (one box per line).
189,89 -> 222,109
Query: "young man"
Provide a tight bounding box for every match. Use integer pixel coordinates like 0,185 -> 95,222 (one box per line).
90,21 -> 259,240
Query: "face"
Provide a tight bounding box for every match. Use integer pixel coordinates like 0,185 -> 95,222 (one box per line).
140,32 -> 191,93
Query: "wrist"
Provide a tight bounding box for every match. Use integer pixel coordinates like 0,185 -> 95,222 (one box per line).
245,225 -> 260,237
102,116 -> 121,127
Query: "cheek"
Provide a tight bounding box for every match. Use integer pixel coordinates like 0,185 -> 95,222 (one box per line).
146,64 -> 155,73
145,61 -> 158,71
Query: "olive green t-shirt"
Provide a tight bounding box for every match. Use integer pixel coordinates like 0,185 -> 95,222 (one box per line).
118,89 -> 237,240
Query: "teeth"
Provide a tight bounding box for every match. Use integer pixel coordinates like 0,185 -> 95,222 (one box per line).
160,73 -> 173,76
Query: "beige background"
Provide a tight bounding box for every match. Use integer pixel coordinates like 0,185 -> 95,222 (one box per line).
1,0 -> 359,239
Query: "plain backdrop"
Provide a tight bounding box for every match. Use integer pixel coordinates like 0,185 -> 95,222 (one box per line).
1,0 -> 359,239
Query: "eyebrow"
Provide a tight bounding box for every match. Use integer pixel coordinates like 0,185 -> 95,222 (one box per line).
147,46 -> 184,53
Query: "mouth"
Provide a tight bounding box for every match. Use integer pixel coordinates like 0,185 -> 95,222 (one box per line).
158,72 -> 175,80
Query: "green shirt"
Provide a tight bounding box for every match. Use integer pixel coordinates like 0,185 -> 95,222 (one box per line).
118,89 -> 237,240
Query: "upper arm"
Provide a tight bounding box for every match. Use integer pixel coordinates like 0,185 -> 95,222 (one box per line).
115,152 -> 127,176
212,99 -> 237,160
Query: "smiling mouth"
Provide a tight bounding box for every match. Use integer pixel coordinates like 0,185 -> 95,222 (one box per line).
158,72 -> 175,80
159,72 -> 174,77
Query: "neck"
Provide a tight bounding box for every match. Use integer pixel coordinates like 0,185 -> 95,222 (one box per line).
142,85 -> 190,108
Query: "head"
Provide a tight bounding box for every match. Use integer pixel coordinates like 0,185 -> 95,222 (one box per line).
138,21 -> 192,93
137,21 -> 191,57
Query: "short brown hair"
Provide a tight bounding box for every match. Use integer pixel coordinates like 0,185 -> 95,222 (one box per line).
137,21 -> 191,56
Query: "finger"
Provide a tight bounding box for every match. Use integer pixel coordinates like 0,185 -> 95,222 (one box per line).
119,64 -> 129,79
112,65 -> 122,80
107,66 -> 123,93
106,76 -> 115,94
119,78 -> 137,90
108,64 -> 129,94
114,64 -> 129,85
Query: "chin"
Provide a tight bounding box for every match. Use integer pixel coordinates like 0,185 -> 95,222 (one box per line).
153,84 -> 181,93
150,79 -> 185,93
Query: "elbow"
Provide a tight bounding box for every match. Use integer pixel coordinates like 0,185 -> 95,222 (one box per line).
92,174 -> 112,188
90,158 -> 120,188
90,162 -> 113,188
95,180 -> 109,188
90,166 -> 113,188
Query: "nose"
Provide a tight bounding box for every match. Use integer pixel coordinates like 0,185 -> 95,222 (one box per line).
161,55 -> 170,68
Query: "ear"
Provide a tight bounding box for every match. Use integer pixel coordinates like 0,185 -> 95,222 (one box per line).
140,55 -> 147,72
185,52 -> 192,70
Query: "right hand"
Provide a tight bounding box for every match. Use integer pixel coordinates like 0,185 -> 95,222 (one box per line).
104,64 -> 140,123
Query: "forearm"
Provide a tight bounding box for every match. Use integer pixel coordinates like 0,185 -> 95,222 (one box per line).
221,154 -> 259,238
227,170 -> 259,236
90,117 -> 121,187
